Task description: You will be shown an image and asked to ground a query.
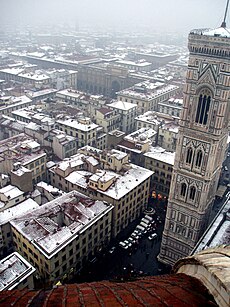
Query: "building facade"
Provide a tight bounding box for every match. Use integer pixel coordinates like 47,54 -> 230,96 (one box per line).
49,148 -> 153,238
117,81 -> 179,115
159,25 -> 230,265
10,191 -> 113,285
107,100 -> 137,134
144,147 -> 175,197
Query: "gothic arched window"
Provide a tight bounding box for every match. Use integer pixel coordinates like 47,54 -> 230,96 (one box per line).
195,150 -> 203,167
186,147 -> 193,164
189,186 -> 196,200
181,183 -> 187,197
195,93 -> 211,125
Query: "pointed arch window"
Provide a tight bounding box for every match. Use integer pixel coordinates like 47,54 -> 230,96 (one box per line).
189,186 -> 196,200
180,183 -> 187,197
186,147 -> 193,164
195,150 -> 203,168
195,93 -> 211,125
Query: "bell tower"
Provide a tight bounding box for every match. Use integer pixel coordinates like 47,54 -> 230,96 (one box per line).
158,17 -> 230,264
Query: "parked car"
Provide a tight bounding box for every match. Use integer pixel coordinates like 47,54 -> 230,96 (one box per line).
141,218 -> 151,224
145,215 -> 153,222
131,232 -> 140,240
140,221 -> 149,228
148,233 -> 157,240
124,240 -> 132,248
109,246 -> 116,254
136,225 -> 145,232
119,241 -> 128,249
128,237 -> 135,244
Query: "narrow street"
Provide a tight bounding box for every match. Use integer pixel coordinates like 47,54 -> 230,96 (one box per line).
69,197 -> 170,283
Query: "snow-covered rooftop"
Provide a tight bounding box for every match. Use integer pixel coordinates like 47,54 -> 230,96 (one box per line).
57,154 -> 85,172
144,147 -> 175,165
0,252 -> 36,291
136,111 -> 175,126
65,171 -> 92,189
109,149 -> 127,161
107,100 -> 137,111
193,198 -> 230,254
11,165 -> 31,177
118,81 -> 178,101
56,118 -> 98,131
10,191 -> 113,258
190,27 -> 230,38
0,198 -> 39,225
98,164 -> 153,200
125,128 -> 157,143
0,185 -> 24,200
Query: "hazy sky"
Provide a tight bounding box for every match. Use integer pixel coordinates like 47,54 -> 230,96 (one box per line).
1,0 -> 229,33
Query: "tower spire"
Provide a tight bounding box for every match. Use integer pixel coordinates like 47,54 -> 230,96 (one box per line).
221,0 -> 229,28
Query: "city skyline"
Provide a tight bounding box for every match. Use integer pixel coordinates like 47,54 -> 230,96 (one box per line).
1,0 -> 229,33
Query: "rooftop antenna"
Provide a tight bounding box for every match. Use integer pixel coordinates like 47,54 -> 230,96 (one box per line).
221,0 -> 229,28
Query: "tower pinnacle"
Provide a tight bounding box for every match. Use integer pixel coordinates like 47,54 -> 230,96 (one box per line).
221,0 -> 229,28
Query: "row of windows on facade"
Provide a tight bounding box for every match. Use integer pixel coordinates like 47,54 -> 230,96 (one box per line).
167,237 -> 191,253
28,158 -> 45,169
191,46 -> 230,58
13,224 -> 109,265
149,160 -> 173,171
153,176 -> 171,187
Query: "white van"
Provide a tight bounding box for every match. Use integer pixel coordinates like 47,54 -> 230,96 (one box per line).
136,225 -> 145,232
140,221 -> 149,228
141,218 -> 151,224
119,241 -> 128,249
145,215 -> 153,222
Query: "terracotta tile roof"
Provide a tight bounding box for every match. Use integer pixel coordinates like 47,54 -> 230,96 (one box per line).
118,139 -> 137,150
0,274 -> 217,306
97,107 -> 113,115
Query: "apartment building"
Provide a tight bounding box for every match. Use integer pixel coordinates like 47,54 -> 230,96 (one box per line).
158,97 -> 183,118
0,185 -> 25,212
49,147 -> 153,237
13,109 -> 77,159
158,122 -> 179,152
135,111 -> 179,151
0,252 -> 36,290
107,130 -> 126,150
0,67 -> 51,88
117,127 -> 157,166
0,67 -> 77,90
107,100 -> 137,133
135,111 -> 162,131
36,181 -> 65,203
56,89 -> 108,118
0,134 -> 47,185
117,81 -> 179,114
25,88 -> 58,103
50,131 -> 78,159
0,95 -> 33,116
0,198 -> 39,257
10,191 -> 113,285
95,128 -> 107,150
55,117 -> 100,148
144,147 -> 175,197
0,115 -> 26,140
95,107 -> 120,133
